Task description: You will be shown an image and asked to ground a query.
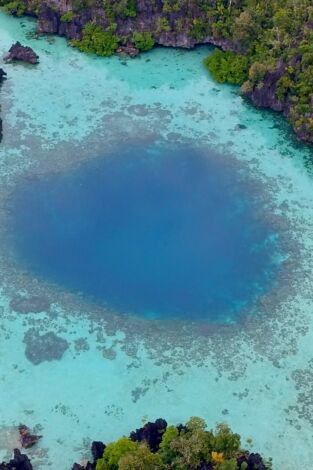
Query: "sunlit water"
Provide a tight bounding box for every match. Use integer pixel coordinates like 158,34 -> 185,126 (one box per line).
1,11 -> 313,470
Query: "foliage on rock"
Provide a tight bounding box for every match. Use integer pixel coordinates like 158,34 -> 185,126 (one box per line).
131,31 -> 154,51
72,22 -> 119,56
93,417 -> 271,470
204,49 -> 249,85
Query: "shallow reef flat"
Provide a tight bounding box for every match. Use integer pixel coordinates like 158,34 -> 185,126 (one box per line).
1,11 -> 313,470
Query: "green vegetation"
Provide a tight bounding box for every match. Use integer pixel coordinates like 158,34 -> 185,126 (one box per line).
204,49 -> 249,85
198,0 -> 313,141
2,0 -> 313,141
60,10 -> 74,22
190,18 -> 208,41
96,440 -> 164,470
72,22 -> 119,56
156,17 -> 171,33
1,0 -> 25,16
94,417 -> 271,470
108,0 -> 137,19
132,32 -> 155,52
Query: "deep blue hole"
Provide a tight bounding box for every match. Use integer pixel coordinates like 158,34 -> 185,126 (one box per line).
9,144 -> 281,322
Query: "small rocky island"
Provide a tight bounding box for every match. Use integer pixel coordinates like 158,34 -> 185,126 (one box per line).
4,42 -> 39,64
0,418 -> 270,470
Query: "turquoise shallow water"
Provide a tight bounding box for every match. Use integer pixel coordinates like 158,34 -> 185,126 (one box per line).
1,11 -> 313,470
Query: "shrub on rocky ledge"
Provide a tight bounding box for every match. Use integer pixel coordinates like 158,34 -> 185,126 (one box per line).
72,23 -> 119,56
60,10 -> 74,22
132,32 -> 155,52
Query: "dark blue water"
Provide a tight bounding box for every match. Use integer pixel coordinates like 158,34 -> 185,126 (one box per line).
9,144 -> 280,322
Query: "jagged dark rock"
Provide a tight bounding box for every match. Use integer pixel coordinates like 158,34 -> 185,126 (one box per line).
4,42 -> 39,65
72,464 -> 94,470
197,462 -> 214,470
0,68 -> 6,83
237,452 -> 267,470
117,44 -> 139,58
0,449 -> 33,470
130,418 -> 167,452
247,453 -> 268,470
72,441 -> 105,469
91,441 -> 105,461
18,424 -> 42,449
23,328 -> 69,365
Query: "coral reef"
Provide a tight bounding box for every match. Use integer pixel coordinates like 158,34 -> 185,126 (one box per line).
10,295 -> 51,314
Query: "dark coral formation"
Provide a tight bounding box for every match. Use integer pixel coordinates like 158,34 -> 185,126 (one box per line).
72,441 -> 106,470
10,295 -> 50,314
4,42 -> 39,64
18,425 -> 42,449
23,328 -> 69,365
130,418 -> 167,452
0,449 -> 33,470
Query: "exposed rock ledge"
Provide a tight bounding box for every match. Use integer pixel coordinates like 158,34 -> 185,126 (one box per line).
4,42 -> 39,65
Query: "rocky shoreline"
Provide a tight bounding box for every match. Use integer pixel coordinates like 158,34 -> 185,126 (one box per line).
1,1 -> 313,144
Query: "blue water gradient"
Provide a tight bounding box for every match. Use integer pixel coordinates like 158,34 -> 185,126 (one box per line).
9,144 -> 281,322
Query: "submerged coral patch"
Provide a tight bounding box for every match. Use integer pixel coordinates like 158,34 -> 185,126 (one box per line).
10,295 -> 51,314
8,143 -> 282,323
23,328 -> 69,365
